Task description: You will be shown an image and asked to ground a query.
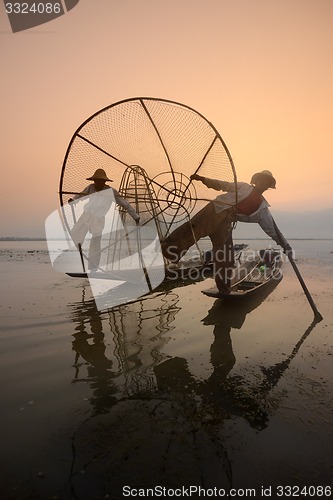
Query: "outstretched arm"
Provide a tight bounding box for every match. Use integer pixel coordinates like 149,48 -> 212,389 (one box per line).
190,173 -> 236,192
190,173 -> 204,182
68,185 -> 91,203
258,208 -> 292,254
113,190 -> 140,223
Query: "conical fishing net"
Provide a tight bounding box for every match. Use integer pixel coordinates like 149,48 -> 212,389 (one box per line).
59,97 -> 237,241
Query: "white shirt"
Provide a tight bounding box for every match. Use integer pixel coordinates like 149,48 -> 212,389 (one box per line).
74,184 -> 140,220
202,178 -> 288,248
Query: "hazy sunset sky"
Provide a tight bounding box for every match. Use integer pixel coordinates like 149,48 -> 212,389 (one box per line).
1,0 -> 332,236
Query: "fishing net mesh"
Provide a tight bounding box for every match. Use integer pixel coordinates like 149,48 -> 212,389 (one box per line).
60,98 -> 236,239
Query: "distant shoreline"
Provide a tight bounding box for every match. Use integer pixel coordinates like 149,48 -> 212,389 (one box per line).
1,237 -> 332,242
0,237 -> 47,241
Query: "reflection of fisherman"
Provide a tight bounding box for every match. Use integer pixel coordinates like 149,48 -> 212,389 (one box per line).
154,289 -> 277,430
68,168 -> 140,271
162,170 -> 292,293
71,302 -> 119,412
202,301 -> 249,386
72,319 -> 113,372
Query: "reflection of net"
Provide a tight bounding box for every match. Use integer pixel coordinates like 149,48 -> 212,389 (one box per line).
59,98 -> 236,237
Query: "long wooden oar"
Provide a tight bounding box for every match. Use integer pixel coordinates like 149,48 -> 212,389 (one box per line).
273,219 -> 323,322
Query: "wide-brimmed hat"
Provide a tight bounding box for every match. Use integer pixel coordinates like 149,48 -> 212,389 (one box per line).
251,170 -> 276,189
86,169 -> 113,182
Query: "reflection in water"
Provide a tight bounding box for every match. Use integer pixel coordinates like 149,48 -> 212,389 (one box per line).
154,279 -> 283,429
259,318 -> 319,394
70,286 -> 181,413
69,275 -> 319,428
71,299 -> 119,412
200,282 -> 320,428
68,279 -> 322,497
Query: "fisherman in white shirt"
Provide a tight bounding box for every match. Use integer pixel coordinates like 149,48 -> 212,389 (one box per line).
162,170 -> 292,293
69,168 -> 140,272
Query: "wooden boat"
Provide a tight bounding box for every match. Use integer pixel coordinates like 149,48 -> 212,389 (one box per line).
202,249 -> 283,300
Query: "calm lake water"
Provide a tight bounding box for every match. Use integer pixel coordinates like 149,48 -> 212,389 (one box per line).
1,239 -> 332,499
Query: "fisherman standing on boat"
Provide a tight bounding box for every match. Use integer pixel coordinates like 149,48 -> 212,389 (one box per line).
162,170 -> 292,293
68,168 -> 140,272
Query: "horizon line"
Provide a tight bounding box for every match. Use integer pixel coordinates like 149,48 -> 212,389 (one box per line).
1,236 -> 333,242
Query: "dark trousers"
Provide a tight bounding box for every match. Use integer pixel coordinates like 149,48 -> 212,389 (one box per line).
162,203 -> 236,291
